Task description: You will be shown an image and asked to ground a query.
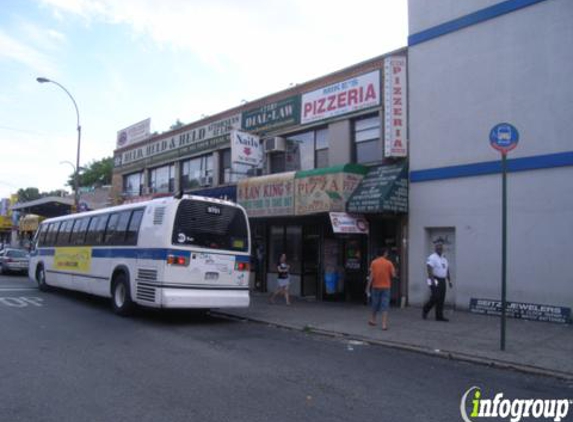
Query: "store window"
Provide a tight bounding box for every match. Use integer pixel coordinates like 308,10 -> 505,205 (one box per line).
123,172 -> 142,197
220,148 -> 250,184
149,164 -> 175,194
268,224 -> 302,274
181,154 -> 213,189
353,114 -> 381,164
270,128 -> 329,174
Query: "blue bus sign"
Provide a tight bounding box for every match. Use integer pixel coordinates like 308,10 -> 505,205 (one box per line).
490,123 -> 519,154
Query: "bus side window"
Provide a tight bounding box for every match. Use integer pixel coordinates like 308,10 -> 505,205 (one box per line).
109,211 -> 131,245
125,209 -> 144,246
45,222 -> 61,246
56,220 -> 75,246
104,213 -> 120,245
38,224 -> 49,247
70,217 -> 90,246
86,214 -> 109,246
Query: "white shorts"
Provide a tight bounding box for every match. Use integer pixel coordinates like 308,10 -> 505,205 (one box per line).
277,277 -> 290,288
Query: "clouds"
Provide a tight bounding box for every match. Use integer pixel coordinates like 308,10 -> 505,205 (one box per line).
0,0 -> 408,198
38,0 -> 408,89
0,29 -> 58,75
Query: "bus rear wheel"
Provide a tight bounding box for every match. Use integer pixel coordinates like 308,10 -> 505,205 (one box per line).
36,265 -> 51,292
112,273 -> 135,316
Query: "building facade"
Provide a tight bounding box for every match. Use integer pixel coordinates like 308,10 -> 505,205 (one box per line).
407,0 -> 573,312
112,49 -> 409,304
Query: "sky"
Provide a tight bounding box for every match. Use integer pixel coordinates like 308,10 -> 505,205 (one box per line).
0,0 -> 408,199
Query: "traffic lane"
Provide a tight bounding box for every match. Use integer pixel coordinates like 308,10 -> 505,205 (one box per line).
0,281 -> 571,422
0,273 -> 40,307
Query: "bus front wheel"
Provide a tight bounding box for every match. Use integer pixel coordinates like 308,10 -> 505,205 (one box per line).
36,265 -> 51,292
111,273 -> 135,316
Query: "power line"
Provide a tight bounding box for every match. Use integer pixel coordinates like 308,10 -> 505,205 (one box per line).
0,124 -> 52,137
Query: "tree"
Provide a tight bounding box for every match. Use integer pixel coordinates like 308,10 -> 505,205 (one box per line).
16,188 -> 69,203
17,187 -> 41,202
67,156 -> 113,189
169,119 -> 184,130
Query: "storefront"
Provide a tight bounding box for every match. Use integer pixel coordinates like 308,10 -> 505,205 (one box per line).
239,162 -> 408,304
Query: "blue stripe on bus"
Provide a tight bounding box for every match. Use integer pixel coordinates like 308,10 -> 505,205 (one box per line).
35,247 -> 246,261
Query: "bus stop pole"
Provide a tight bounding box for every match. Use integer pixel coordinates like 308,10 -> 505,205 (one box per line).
501,152 -> 507,351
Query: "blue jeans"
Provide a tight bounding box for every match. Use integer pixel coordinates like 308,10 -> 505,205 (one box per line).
371,288 -> 390,313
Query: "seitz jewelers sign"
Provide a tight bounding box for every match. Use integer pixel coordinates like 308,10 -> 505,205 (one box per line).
301,71 -> 380,125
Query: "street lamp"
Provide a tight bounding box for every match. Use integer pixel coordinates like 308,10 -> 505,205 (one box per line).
36,77 -> 82,212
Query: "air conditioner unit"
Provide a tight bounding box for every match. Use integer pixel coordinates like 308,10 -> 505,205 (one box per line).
199,176 -> 213,187
246,168 -> 263,177
264,136 -> 286,153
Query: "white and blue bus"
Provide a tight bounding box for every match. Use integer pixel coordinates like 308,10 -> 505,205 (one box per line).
29,194 -> 251,316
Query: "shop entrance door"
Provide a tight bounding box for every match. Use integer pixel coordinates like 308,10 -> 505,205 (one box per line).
344,237 -> 367,303
301,230 -> 320,297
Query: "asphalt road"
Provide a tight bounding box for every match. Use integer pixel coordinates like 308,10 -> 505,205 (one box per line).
1,274 -> 571,422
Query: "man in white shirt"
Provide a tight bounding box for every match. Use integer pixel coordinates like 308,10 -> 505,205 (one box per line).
422,241 -> 453,321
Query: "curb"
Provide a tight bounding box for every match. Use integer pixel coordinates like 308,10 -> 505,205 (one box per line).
212,310 -> 573,382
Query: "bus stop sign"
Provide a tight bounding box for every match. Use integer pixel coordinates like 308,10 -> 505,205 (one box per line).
490,123 -> 519,154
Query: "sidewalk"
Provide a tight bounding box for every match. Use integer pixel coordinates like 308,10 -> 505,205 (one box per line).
214,293 -> 573,380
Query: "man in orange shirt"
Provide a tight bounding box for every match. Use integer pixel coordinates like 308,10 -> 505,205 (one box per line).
365,248 -> 396,330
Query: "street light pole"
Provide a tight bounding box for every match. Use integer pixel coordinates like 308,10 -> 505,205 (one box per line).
36,77 -> 81,212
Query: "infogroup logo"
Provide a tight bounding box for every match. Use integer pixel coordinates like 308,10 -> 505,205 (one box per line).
460,386 -> 572,422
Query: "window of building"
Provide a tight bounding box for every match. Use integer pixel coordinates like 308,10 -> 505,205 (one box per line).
181,154 -> 213,190
269,128 -> 329,174
123,172 -> 143,197
220,148 -> 251,183
149,164 -> 175,194
354,114 -> 381,164
268,224 -> 302,274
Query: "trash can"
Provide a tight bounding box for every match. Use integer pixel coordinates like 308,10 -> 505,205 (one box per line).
325,272 -> 339,295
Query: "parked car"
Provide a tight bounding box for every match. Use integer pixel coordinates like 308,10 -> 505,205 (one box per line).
0,248 -> 30,275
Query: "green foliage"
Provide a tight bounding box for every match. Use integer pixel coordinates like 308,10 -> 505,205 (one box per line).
66,156 -> 113,189
169,119 -> 184,130
16,188 -> 69,202
17,187 -> 41,202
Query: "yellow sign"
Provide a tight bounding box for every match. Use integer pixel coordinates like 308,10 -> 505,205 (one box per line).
54,247 -> 92,273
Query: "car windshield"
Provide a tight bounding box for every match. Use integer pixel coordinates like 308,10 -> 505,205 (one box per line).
7,250 -> 27,258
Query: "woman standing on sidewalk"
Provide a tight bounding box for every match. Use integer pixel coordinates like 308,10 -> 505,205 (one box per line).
269,253 -> 291,305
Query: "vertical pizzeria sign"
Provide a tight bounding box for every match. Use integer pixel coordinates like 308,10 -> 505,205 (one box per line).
384,56 -> 408,157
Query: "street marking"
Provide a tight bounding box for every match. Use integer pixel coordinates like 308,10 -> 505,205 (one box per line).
0,297 -> 44,307
0,288 -> 38,291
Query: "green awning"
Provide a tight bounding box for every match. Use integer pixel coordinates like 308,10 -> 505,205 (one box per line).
346,163 -> 408,213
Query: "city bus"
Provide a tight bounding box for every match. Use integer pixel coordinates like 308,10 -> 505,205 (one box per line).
28,194 -> 251,316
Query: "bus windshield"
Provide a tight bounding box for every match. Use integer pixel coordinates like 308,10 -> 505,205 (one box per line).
171,199 -> 249,252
